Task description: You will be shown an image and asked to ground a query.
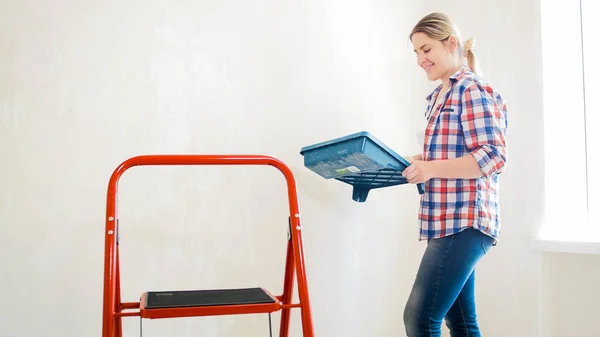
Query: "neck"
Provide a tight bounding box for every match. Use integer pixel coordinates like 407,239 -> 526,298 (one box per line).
440,64 -> 463,90
441,79 -> 450,91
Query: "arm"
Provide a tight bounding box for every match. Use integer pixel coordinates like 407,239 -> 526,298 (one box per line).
403,83 -> 508,182
428,154 -> 483,179
459,83 -> 508,178
404,153 -> 482,182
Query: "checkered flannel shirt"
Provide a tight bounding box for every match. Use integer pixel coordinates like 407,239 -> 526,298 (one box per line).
419,66 -> 508,241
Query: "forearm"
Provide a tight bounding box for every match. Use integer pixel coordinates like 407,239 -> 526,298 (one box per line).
428,154 -> 483,179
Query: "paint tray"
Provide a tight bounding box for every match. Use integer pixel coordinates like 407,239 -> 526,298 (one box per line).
300,131 -> 425,202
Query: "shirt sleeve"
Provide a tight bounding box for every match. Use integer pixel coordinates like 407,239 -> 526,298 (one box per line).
460,83 -> 508,177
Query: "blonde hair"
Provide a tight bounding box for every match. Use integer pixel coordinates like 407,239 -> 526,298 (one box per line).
410,13 -> 480,75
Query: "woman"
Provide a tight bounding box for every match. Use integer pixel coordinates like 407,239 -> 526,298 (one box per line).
401,13 -> 508,337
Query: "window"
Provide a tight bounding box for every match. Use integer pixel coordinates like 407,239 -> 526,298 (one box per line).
582,0 -> 599,216
540,0 -> 599,241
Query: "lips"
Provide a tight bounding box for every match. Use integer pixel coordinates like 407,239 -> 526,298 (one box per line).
423,63 -> 433,72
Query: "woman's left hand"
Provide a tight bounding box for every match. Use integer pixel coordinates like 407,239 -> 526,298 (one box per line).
402,160 -> 434,184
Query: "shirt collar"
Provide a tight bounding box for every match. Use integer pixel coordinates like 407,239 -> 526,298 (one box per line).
449,64 -> 470,82
425,65 -> 471,101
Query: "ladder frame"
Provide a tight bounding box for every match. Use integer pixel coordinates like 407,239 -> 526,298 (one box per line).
101,154 -> 315,337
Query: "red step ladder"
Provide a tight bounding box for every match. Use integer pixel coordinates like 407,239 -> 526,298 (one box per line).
101,155 -> 315,337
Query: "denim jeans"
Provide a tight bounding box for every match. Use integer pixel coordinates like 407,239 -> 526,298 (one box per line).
403,227 -> 495,337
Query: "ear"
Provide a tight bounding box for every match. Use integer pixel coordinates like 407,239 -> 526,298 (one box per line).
446,36 -> 459,53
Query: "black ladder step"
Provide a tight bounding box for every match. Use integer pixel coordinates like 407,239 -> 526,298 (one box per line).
145,287 -> 277,309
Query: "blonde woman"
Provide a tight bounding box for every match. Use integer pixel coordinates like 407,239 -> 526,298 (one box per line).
401,13 -> 508,337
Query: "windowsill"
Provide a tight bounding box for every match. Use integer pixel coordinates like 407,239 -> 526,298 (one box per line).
531,217 -> 600,255
531,239 -> 600,255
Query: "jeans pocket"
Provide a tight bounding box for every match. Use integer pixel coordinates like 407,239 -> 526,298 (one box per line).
480,234 -> 494,254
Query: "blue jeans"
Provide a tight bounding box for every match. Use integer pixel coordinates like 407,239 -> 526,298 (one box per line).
403,228 -> 495,337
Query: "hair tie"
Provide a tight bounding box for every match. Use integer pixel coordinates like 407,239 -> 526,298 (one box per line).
463,37 -> 475,53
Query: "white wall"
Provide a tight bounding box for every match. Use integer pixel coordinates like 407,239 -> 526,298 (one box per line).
4,1 -> 599,337
540,253 -> 600,337
422,1 -> 600,337
0,1 -> 429,336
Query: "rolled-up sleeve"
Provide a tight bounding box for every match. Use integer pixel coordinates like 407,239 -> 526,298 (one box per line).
460,83 -> 508,176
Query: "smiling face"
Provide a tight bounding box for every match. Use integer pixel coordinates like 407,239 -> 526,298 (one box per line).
411,32 -> 460,83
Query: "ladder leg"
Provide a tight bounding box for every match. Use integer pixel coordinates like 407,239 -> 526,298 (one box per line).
268,313 -> 273,337
279,236 -> 295,337
115,248 -> 123,337
103,184 -> 119,337
290,217 -> 315,337
102,227 -> 117,336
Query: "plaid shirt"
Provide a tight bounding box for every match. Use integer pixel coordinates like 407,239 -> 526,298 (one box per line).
419,66 -> 508,241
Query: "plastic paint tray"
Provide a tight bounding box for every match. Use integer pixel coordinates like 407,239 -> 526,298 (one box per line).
300,131 -> 425,202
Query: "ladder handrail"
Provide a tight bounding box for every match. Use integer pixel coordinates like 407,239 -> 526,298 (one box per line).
101,154 -> 314,337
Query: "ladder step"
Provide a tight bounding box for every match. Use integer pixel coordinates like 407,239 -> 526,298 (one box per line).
139,287 -> 281,319
145,287 -> 276,309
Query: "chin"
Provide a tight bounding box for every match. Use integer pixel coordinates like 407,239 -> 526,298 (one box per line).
423,68 -> 439,81
426,72 -> 440,81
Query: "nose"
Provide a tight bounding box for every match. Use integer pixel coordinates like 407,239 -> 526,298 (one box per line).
417,54 -> 426,67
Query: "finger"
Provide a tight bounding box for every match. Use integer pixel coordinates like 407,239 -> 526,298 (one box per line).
409,174 -> 422,184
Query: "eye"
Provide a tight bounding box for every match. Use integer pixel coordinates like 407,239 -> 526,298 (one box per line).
424,49 -> 431,53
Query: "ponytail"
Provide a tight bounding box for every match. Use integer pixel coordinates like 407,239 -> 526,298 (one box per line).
463,37 -> 481,76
